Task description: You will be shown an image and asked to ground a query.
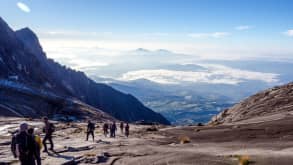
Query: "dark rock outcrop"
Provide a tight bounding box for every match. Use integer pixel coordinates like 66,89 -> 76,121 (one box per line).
0,17 -> 170,124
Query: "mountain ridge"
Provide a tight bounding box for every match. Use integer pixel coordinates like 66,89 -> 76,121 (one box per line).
0,17 -> 170,124
210,82 -> 293,125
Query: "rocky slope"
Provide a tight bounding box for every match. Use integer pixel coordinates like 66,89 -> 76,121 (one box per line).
0,79 -> 115,122
2,117 -> 293,165
210,82 -> 293,124
0,17 -> 169,124
1,83 -> 293,164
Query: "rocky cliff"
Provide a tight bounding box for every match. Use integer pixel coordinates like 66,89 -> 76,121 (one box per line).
210,82 -> 293,124
0,17 -> 169,124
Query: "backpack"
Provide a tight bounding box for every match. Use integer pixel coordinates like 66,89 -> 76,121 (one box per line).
89,123 -> 95,131
48,123 -> 55,134
15,133 -> 30,157
34,135 -> 42,150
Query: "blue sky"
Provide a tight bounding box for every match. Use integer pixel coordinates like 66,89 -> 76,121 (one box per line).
1,0 -> 293,61
1,0 -> 293,32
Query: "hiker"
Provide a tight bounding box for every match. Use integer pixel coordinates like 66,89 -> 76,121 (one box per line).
110,122 -> 117,138
28,128 -> 42,165
86,120 -> 95,141
12,123 -> 40,165
125,123 -> 130,138
103,123 -> 109,137
120,122 -> 124,134
42,117 -> 55,152
11,129 -> 19,158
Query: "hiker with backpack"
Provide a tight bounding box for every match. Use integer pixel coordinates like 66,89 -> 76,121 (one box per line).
125,123 -> 130,138
110,122 -> 117,138
28,128 -> 42,165
86,120 -> 95,141
42,117 -> 55,152
12,123 -> 41,165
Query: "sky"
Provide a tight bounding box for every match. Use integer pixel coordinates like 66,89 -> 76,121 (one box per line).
0,0 -> 293,84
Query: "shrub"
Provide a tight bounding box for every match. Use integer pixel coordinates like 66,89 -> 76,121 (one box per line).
238,155 -> 250,165
83,152 -> 96,157
146,126 -> 158,132
197,123 -> 204,126
178,135 -> 191,144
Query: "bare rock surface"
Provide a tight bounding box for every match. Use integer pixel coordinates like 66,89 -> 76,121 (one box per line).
1,117 -> 293,165
210,82 -> 293,125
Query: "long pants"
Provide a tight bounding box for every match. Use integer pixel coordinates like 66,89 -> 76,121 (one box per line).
43,134 -> 54,151
86,131 -> 94,141
36,150 -> 41,165
20,156 -> 36,165
110,130 -> 116,138
103,130 -> 108,137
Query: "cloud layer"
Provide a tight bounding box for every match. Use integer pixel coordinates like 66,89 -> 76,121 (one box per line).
284,29 -> 293,37
17,2 -> 30,13
235,25 -> 253,31
119,64 -> 279,85
189,32 -> 230,38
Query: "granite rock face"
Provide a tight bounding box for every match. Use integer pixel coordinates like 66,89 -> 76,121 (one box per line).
210,82 -> 293,124
0,17 -> 169,124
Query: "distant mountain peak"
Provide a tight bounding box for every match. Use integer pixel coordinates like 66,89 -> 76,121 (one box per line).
16,27 -> 46,59
0,17 -> 18,47
16,27 -> 37,39
133,48 -> 173,55
0,17 -> 7,27
135,48 -> 150,52
0,17 -> 170,125
0,17 -> 11,28
156,49 -> 171,53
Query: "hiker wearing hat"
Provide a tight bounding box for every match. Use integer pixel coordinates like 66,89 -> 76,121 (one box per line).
12,123 -> 41,165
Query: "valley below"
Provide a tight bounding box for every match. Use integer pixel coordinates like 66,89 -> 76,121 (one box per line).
1,115 -> 293,165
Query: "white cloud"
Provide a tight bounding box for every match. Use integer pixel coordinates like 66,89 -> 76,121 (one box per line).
284,29 -> 293,37
69,59 -> 109,69
38,31 -> 113,39
17,2 -> 30,13
189,32 -> 230,38
235,25 -> 254,31
119,65 -> 279,85
141,33 -> 169,37
184,95 -> 193,100
37,27 -> 293,68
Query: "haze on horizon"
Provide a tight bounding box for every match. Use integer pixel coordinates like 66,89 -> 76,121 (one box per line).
1,0 -> 293,85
